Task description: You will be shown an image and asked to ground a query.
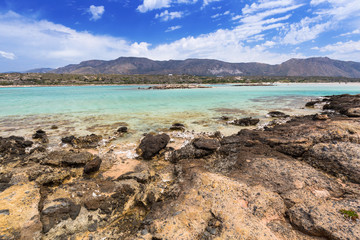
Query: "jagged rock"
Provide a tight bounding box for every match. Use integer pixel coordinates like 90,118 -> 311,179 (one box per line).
61,134 -> 102,148
169,123 -> 185,131
267,111 -> 288,118
306,142 -> 360,183
117,126 -> 128,133
35,169 -> 70,186
193,138 -> 220,151
32,129 -> 48,143
83,156 -> 102,174
287,199 -> 360,239
0,173 -> 12,193
138,133 -> 170,160
312,113 -> 329,120
231,117 -> 260,126
0,136 -> 33,161
41,198 -> 81,233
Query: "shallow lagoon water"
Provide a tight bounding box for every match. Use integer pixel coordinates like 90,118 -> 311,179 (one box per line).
1,83 -> 360,143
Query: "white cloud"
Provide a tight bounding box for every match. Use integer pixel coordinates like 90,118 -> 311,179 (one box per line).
202,0 -> 221,8
211,10 -> 230,19
311,0 -> 360,21
89,5 -> 105,21
242,0 -> 296,14
313,40 -> 360,61
0,50 -> 16,60
339,29 -> 360,37
155,10 -> 184,21
137,0 -> 172,13
282,17 -> 331,44
166,25 -> 182,32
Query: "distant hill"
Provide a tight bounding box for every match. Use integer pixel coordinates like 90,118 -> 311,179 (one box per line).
24,68 -> 54,73
51,57 -> 360,78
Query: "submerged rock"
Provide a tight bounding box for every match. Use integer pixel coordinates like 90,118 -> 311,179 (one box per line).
138,133 -> 170,160
117,126 -> 128,133
169,123 -> 185,131
231,117 -> 260,126
267,111 -> 288,118
32,129 -> 48,143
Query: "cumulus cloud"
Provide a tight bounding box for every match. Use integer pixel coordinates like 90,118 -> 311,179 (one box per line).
0,50 -> 16,60
155,10 -> 184,21
202,0 -> 221,8
89,5 -> 105,21
137,0 -> 171,13
313,40 -> 360,61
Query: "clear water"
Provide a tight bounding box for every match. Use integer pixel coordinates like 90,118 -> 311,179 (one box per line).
1,83 -> 360,142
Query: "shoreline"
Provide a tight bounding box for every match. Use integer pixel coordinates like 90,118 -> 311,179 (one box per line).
2,81 -> 360,88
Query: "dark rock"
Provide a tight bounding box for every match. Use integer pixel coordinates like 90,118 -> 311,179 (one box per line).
170,123 -> 185,131
61,151 -> 94,167
61,134 -> 102,148
32,129 -> 48,143
170,143 -> 214,163
83,156 -> 102,174
305,100 -> 321,108
345,107 -> 360,117
193,138 -> 220,151
220,116 -> 230,121
88,223 -> 97,232
0,136 -> 33,160
231,117 -> 260,126
117,126 -> 128,133
50,125 -> 58,130
267,111 -> 288,118
41,198 -> 81,233
35,169 -> 70,186
0,209 -> 9,215
138,133 -> 170,160
61,135 -> 76,145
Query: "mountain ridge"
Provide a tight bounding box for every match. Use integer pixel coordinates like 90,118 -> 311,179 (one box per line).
51,57 -> 360,78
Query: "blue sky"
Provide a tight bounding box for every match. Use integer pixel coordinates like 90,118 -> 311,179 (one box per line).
0,0 -> 360,72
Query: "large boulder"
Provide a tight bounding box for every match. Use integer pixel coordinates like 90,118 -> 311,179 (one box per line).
83,156 -> 102,174
138,134 -> 170,160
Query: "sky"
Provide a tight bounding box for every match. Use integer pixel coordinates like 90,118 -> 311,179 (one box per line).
0,0 -> 360,72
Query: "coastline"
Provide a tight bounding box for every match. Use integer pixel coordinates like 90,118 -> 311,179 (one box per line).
2,81 -> 360,88
1,93 -> 360,239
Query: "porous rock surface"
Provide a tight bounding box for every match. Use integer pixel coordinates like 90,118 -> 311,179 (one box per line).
0,94 -> 360,239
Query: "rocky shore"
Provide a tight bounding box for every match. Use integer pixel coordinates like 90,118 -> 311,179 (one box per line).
1,94 -> 360,239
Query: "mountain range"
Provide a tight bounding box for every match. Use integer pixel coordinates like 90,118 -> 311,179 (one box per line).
46,57 -> 360,78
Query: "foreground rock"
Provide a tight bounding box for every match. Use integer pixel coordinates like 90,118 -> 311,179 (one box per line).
61,134 -> 102,148
1,94 -> 360,239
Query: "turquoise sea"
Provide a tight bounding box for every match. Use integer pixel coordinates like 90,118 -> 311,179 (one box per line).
1,83 -> 360,143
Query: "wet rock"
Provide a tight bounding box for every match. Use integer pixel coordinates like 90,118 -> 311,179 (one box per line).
231,117 -> 260,126
61,134 -> 102,149
220,116 -> 230,121
305,100 -> 321,108
193,138 -> 220,151
41,198 -> 81,233
83,156 -> 102,174
267,111 -> 288,118
138,133 -> 170,160
61,135 -> 76,145
50,125 -> 58,130
169,123 -> 185,131
32,129 -> 48,143
117,126 -> 128,133
312,113 -> 329,120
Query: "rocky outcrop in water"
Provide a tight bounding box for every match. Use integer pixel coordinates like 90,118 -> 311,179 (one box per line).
1,94 -> 360,239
